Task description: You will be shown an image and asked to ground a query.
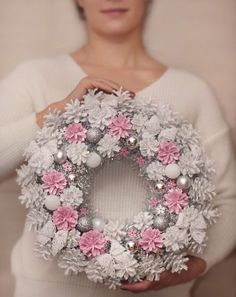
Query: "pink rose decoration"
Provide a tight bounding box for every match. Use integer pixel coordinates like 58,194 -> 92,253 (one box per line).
64,123 -> 87,143
166,180 -> 176,190
127,228 -> 138,239
79,229 -> 107,258
149,197 -> 158,207
42,170 -> 67,195
157,141 -> 180,164
53,206 -> 78,230
136,155 -> 145,166
139,227 -> 163,252
108,113 -> 132,139
119,147 -> 129,158
164,188 -> 189,214
63,161 -> 73,172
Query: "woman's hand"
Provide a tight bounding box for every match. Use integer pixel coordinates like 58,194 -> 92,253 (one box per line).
121,256 -> 206,293
36,76 -> 135,128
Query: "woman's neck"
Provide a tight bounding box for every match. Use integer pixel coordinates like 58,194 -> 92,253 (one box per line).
78,27 -> 149,69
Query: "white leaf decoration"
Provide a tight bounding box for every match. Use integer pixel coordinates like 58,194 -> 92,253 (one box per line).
51,230 -> 68,256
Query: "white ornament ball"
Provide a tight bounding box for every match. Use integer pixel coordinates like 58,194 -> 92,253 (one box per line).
86,152 -> 102,168
165,163 -> 181,179
86,128 -> 102,144
177,175 -> 191,190
54,150 -> 67,165
92,217 -> 106,231
44,195 -> 60,211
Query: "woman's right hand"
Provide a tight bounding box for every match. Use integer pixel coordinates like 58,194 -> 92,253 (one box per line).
36,76 -> 134,128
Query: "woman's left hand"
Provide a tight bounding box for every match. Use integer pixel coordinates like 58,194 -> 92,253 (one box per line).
121,256 -> 206,293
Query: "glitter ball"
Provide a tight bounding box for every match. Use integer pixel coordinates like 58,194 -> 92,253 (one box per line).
86,128 -> 102,144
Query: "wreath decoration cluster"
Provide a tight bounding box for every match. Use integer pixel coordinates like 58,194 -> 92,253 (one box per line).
17,88 -> 219,289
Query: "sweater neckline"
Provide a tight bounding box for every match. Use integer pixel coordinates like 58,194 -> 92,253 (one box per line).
64,54 -> 172,95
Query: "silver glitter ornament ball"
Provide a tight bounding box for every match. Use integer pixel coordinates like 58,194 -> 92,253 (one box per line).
127,136 -> 138,150
125,240 -> 137,251
177,175 -> 191,190
77,216 -> 93,232
54,150 -> 67,165
86,128 -> 102,144
153,214 -> 170,231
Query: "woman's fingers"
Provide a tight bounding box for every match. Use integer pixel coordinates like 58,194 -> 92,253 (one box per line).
121,280 -> 153,292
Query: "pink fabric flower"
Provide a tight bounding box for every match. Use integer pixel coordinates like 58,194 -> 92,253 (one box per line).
157,141 -> 180,164
108,113 -> 132,139
79,229 -> 107,258
53,206 -> 78,230
166,180 -> 176,190
64,123 -> 87,143
136,155 -> 145,166
63,161 -> 73,172
149,197 -> 158,207
80,207 -> 88,216
127,228 -> 138,239
119,147 -> 129,158
164,188 -> 189,214
139,227 -> 163,252
42,170 -> 67,195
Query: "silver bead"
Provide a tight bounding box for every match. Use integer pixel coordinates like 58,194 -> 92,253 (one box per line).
177,175 -> 191,190
92,217 -> 106,232
153,214 -> 170,231
127,136 -> 138,150
125,240 -> 137,251
155,181 -> 165,194
54,150 -> 67,164
77,216 -> 93,232
86,128 -> 102,144
68,173 -> 76,182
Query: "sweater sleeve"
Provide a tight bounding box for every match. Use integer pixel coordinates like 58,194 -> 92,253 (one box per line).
0,62 -> 40,180
193,80 -> 236,272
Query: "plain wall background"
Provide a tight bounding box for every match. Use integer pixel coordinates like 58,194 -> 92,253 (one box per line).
0,0 -> 235,296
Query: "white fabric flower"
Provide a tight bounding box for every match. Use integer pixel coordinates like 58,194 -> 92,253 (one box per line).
146,161 -> 165,181
103,220 -> 126,241
139,137 -> 158,157
177,206 -> 207,244
88,106 -> 116,130
164,226 -> 188,252
131,113 -> 148,133
66,143 -> 89,165
97,134 -> 120,158
133,211 -> 153,230
28,146 -> 53,174
61,186 -> 83,207
143,115 -> 161,137
158,127 -> 178,141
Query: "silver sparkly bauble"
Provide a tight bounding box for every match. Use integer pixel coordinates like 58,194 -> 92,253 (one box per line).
92,217 -> 106,232
54,150 -> 67,165
127,136 -> 138,150
153,214 -> 170,231
177,175 -> 191,190
77,216 -> 93,232
155,181 -> 165,194
86,128 -> 102,144
125,240 -> 137,251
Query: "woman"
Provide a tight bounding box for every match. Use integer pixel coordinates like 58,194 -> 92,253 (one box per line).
0,0 -> 235,296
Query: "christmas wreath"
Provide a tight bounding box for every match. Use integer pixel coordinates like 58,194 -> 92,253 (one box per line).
17,88 -> 219,289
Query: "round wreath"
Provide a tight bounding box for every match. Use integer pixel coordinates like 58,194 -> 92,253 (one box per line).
17,88 -> 218,289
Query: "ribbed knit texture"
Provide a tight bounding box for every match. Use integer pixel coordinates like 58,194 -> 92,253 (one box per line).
0,54 -> 235,297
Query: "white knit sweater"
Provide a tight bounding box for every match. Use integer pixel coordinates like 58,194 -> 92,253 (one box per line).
0,54 -> 235,297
